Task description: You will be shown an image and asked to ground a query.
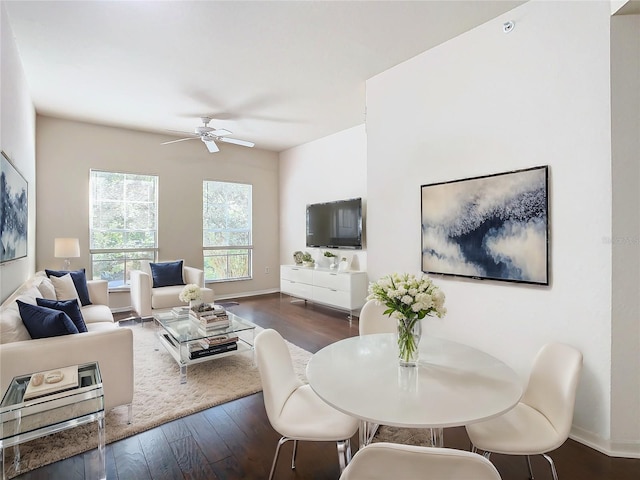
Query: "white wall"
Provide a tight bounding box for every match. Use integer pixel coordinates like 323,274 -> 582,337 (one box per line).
0,3 -> 36,303
35,116 -> 281,303
279,124 -> 367,271
366,0 -> 623,453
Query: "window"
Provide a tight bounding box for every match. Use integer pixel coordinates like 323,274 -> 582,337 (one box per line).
89,170 -> 158,288
203,180 -> 252,281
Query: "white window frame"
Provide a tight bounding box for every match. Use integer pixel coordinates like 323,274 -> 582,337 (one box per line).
203,180 -> 253,282
89,170 -> 158,288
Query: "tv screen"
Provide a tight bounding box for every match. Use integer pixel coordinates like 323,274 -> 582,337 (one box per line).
421,166 -> 549,285
306,198 -> 363,249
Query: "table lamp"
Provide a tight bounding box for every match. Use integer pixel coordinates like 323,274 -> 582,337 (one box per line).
54,237 -> 80,270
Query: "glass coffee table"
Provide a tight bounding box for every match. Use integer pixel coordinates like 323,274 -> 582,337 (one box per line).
153,309 -> 257,384
0,362 -> 105,480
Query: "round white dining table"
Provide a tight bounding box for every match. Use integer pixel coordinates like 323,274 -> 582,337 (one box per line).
306,333 -> 523,448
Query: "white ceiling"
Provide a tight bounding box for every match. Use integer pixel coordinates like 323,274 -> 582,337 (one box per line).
5,0 -> 525,153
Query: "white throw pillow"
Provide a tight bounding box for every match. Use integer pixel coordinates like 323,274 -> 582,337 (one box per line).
37,277 -> 57,300
50,273 -> 81,303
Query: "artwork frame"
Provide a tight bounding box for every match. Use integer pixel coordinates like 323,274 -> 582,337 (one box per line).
421,165 -> 549,286
1,151 -> 28,264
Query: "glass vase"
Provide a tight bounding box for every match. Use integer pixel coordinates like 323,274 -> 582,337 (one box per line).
189,299 -> 202,312
397,318 -> 421,367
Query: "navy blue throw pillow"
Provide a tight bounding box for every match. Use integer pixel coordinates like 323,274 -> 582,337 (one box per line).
36,298 -> 88,333
17,300 -> 79,339
45,268 -> 92,306
149,260 -> 185,288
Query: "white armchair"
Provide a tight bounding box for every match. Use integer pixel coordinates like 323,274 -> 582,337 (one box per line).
130,260 -> 214,318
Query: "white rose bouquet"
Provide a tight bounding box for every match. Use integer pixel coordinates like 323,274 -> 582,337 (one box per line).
179,284 -> 202,303
367,272 -> 446,364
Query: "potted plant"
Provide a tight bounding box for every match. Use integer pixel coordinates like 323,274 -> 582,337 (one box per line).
323,251 -> 338,268
302,252 -> 315,267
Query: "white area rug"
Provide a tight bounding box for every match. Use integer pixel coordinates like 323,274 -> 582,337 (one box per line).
5,323 -> 311,478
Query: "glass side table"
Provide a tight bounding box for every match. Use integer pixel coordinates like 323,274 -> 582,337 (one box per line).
0,362 -> 105,480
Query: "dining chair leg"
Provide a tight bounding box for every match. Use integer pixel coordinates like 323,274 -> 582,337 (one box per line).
291,439 -> 298,469
268,436 -> 291,480
336,439 -> 352,472
542,453 -> 559,480
526,455 -> 534,479
427,427 -> 444,447
358,420 -> 379,448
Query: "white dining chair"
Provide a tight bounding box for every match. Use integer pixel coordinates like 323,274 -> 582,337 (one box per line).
339,442 -> 502,480
255,328 -> 359,480
358,299 -> 396,336
466,342 -> 583,480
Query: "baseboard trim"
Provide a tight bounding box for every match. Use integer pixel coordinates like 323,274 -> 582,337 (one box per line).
214,288 -> 280,301
571,426 -> 640,459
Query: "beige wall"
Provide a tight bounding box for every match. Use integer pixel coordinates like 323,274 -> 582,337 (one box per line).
36,116 -> 280,302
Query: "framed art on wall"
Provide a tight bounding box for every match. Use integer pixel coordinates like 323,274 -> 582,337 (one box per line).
421,165 -> 549,285
1,151 -> 28,263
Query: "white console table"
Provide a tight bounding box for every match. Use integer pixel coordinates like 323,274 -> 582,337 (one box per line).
280,265 -> 368,320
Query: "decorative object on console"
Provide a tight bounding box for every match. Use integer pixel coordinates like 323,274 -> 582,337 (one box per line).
367,273 -> 446,367
323,251 -> 338,268
337,257 -> 349,272
421,165 -> 549,285
301,251 -> 315,267
54,237 -> 80,270
293,251 -> 304,265
1,151 -> 28,264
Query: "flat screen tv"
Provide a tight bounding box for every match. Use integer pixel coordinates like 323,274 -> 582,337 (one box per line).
306,198 -> 363,249
421,166 -> 549,285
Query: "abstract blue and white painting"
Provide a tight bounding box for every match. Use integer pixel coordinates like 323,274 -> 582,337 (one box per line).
1,152 -> 28,263
421,166 -> 548,285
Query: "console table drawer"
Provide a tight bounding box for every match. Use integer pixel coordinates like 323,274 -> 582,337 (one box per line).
281,279 -> 313,298
312,271 -> 352,291
312,286 -> 351,309
281,266 -> 314,284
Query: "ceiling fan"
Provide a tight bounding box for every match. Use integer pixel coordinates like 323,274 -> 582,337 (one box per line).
161,117 -> 255,153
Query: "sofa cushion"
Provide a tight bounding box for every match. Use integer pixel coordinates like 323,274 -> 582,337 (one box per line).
36,298 -> 88,333
45,269 -> 92,306
81,304 -> 114,324
0,308 -> 32,344
17,300 -> 79,339
150,260 -> 185,288
151,285 -> 188,310
49,273 -> 81,303
85,322 -> 117,333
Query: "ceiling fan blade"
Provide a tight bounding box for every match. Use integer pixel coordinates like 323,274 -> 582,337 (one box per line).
203,138 -> 219,153
212,128 -> 232,137
161,137 -> 199,145
219,137 -> 255,148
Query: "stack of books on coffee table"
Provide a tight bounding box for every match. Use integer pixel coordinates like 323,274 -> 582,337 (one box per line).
189,334 -> 238,359
190,304 -> 230,333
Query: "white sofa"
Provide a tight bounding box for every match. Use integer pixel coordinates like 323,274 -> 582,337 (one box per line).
0,273 -> 134,413
130,261 -> 214,318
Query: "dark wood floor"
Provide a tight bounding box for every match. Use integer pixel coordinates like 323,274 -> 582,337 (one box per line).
16,293 -> 640,479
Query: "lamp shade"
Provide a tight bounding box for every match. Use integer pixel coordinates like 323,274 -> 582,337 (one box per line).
54,238 -> 80,258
